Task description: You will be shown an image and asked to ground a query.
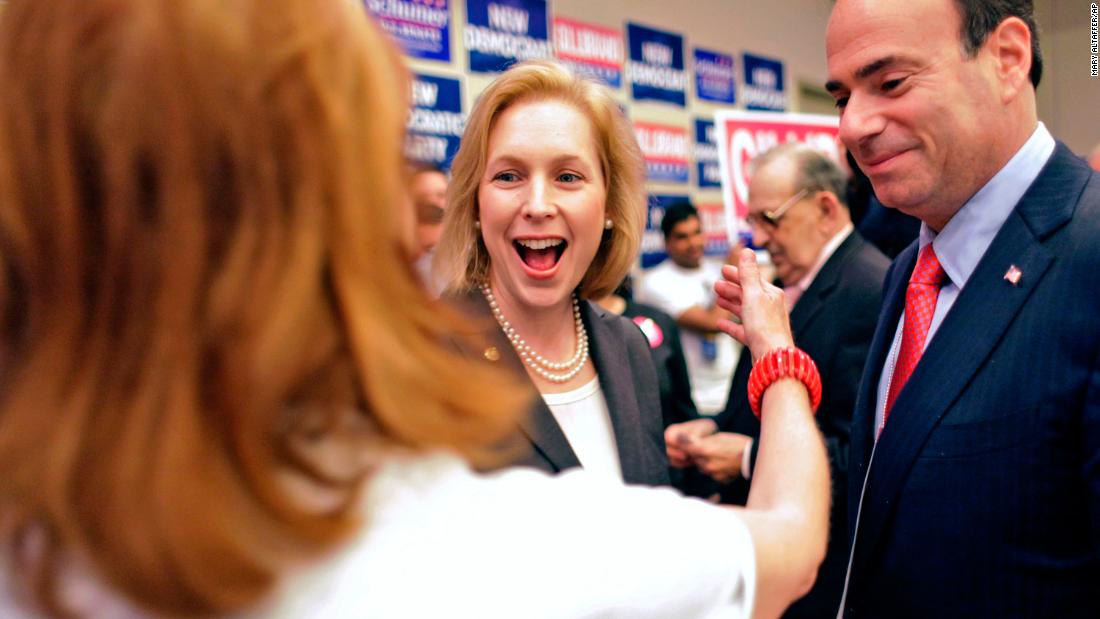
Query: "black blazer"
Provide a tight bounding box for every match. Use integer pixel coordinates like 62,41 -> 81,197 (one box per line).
712,231 -> 888,619
451,290 -> 670,487
841,143 -> 1100,618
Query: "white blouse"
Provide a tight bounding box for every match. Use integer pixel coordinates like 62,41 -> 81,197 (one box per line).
542,378 -> 622,481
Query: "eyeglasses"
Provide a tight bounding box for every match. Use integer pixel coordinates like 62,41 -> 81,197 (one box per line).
745,188 -> 811,230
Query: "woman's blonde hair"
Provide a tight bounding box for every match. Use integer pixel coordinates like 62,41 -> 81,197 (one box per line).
0,0 -> 524,615
435,60 -> 646,299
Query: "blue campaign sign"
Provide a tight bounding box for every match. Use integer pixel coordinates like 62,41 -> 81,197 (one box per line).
693,48 -> 736,104
640,194 -> 691,269
465,0 -> 551,73
741,52 -> 786,111
365,0 -> 451,62
694,118 -> 721,189
627,23 -> 686,107
405,73 -> 465,170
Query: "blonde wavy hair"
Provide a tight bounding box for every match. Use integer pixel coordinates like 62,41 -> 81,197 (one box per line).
434,60 -> 646,299
0,0 -> 524,615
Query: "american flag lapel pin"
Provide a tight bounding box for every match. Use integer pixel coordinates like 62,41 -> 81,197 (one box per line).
1003,264 -> 1022,286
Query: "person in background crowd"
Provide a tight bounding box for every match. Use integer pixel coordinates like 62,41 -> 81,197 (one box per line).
0,1 -> 832,617
819,0 -> 1100,616
637,203 -> 741,415
408,163 -> 450,293
670,144 -> 889,619
434,60 -> 669,486
595,275 -> 698,430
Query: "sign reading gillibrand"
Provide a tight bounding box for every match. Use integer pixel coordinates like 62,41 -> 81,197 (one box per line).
553,17 -> 624,88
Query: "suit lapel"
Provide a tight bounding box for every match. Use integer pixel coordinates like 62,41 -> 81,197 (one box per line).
789,232 -> 862,337
850,143 -> 1083,580
584,301 -> 652,484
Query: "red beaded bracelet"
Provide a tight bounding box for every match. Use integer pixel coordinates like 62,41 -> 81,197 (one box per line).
747,347 -> 822,419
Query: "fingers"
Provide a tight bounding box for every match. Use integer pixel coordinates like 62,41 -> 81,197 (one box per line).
736,247 -> 761,290
716,318 -> 747,346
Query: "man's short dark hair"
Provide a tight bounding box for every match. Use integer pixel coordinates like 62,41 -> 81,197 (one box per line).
954,0 -> 1041,88
660,202 -> 698,239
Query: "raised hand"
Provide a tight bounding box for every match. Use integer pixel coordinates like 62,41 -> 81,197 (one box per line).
714,248 -> 793,361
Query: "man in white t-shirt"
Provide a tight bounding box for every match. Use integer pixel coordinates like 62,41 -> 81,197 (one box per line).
637,203 -> 740,415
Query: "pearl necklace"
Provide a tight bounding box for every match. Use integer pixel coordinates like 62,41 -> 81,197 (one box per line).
479,282 -> 590,383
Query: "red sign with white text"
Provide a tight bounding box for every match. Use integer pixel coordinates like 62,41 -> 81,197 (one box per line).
634,121 -> 690,183
714,111 -> 839,239
553,17 -> 623,87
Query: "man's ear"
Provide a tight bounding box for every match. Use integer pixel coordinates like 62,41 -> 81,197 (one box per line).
984,16 -> 1033,103
816,191 -> 843,227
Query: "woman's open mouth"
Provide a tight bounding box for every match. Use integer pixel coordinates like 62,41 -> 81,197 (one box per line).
514,238 -> 567,273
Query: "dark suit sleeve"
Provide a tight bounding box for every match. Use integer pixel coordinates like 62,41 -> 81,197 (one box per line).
1084,344 -> 1100,558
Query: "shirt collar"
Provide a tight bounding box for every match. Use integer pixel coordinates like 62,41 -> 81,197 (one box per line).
920,122 -> 1055,288
793,224 -> 854,293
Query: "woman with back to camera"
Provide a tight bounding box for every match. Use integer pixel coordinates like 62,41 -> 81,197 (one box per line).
0,1 -> 828,618
435,60 -> 669,485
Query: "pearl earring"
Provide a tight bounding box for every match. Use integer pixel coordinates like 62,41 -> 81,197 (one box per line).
474,221 -> 481,230
604,218 -> 613,230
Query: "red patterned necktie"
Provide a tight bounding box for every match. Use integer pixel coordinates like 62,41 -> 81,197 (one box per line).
883,244 -> 948,423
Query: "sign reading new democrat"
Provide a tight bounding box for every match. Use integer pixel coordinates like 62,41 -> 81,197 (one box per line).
714,110 -> 838,240
693,48 -> 736,104
365,0 -> 451,62
465,0 -> 551,73
626,23 -> 686,107
553,17 -> 623,88
405,73 -> 465,170
634,122 -> 689,184
694,119 -> 720,188
741,52 -> 787,111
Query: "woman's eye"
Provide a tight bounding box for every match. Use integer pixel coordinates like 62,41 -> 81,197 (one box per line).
493,171 -> 519,183
558,172 -> 581,183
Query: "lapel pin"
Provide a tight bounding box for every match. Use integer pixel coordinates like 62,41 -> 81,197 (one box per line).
483,346 -> 500,362
1003,264 -> 1022,286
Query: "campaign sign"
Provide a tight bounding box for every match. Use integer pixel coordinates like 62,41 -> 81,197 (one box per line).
694,118 -> 720,189
697,202 -> 731,257
634,122 -> 689,184
553,17 -> 623,88
641,194 -> 691,269
405,73 -> 465,170
693,48 -> 735,104
741,52 -> 786,111
365,0 -> 451,62
714,110 -> 838,239
626,23 -> 686,107
465,0 -> 551,73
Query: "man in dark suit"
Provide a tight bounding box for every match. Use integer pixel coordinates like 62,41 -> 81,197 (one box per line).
818,0 -> 1100,616
667,144 -> 888,618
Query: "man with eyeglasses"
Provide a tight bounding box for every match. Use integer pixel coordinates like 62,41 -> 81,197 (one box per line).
666,143 -> 888,619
